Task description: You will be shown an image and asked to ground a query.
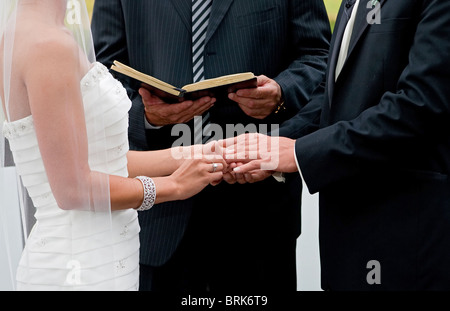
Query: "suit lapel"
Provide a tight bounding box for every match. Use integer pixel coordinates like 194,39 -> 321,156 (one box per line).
328,0 -> 387,106
327,3 -> 350,106
169,0 -> 192,33
346,0 -> 388,61
205,0 -> 234,45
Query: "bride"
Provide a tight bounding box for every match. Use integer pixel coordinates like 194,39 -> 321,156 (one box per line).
0,0 -> 225,290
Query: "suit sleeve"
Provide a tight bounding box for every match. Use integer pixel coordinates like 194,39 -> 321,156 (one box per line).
296,0 -> 450,194
277,80 -> 324,139
91,0 -> 149,151
274,0 -> 331,116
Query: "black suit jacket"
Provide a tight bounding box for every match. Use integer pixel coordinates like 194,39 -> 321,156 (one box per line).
281,0 -> 450,290
92,0 -> 330,267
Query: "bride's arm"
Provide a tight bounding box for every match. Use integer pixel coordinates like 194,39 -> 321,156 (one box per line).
25,36 -> 223,212
25,36 -> 97,210
126,148 -> 183,178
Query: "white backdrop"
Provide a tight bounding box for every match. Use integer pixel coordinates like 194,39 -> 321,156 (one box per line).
0,167 -> 23,291
296,181 -> 321,291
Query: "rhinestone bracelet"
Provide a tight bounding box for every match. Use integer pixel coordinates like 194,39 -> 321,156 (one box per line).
135,176 -> 156,211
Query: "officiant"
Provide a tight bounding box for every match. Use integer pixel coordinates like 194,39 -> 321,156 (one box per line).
92,0 -> 331,291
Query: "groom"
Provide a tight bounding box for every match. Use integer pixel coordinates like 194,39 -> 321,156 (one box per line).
228,0 -> 450,290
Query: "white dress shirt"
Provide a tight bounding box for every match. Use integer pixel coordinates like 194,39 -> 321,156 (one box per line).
295,0 -> 361,190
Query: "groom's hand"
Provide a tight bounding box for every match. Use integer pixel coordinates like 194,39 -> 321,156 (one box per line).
222,162 -> 273,184
139,88 -> 216,127
221,133 -> 298,174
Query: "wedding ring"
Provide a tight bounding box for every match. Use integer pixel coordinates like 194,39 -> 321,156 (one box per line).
212,163 -> 218,172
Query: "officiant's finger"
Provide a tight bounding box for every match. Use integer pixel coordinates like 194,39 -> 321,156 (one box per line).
232,75 -> 270,99
139,87 -> 165,105
192,103 -> 214,117
228,93 -> 265,110
174,99 -> 215,124
191,96 -> 216,114
230,76 -> 266,100
138,87 -> 151,98
238,99 -> 277,120
170,101 -> 196,114
233,86 -> 264,100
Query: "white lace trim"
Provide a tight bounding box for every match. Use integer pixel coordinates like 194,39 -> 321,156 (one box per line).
80,62 -> 111,93
2,62 -> 113,140
2,116 -> 34,140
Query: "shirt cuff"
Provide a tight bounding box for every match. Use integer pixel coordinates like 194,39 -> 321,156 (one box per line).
272,172 -> 286,183
294,145 -> 309,192
144,115 -> 163,130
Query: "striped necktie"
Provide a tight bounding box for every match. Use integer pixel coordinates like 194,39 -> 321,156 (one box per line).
192,0 -> 212,144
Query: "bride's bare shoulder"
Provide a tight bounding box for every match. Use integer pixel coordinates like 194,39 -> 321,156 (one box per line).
17,26 -> 83,81
25,27 -> 79,61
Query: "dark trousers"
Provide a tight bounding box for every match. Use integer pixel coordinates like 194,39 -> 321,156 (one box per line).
139,206 -> 298,292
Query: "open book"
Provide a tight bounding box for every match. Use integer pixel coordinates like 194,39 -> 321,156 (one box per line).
111,61 -> 257,103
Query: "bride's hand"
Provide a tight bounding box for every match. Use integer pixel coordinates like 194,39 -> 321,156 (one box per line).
169,156 -> 227,201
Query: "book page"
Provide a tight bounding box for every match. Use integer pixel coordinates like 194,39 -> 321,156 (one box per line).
182,72 -> 256,92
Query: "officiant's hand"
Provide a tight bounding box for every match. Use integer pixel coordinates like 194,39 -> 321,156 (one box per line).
228,75 -> 282,120
139,88 -> 216,126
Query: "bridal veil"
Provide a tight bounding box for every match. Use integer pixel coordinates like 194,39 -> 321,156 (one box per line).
1,0 -> 118,290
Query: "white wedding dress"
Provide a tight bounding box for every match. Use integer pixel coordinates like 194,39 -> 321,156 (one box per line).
2,63 -> 140,291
